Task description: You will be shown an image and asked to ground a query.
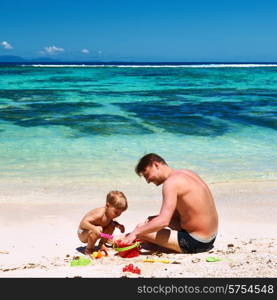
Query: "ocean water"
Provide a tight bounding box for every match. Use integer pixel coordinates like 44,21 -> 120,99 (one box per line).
0,63 -> 276,187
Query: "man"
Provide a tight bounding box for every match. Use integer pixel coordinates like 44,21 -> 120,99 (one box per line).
121,153 -> 218,253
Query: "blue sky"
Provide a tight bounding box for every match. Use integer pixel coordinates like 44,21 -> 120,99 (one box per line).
1,0 -> 277,61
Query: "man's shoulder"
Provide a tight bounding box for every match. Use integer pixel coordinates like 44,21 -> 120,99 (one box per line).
168,169 -> 189,180
164,170 -> 188,187
162,172 -> 190,197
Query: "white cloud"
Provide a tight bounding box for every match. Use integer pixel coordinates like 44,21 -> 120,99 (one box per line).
81,48 -> 90,54
1,41 -> 13,50
44,45 -> 64,55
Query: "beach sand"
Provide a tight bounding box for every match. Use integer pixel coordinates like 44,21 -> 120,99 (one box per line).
0,180 -> 276,278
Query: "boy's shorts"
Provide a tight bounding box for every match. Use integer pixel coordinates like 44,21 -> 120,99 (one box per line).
177,229 -> 216,253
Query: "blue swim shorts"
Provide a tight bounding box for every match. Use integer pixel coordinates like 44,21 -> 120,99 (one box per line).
177,229 -> 216,254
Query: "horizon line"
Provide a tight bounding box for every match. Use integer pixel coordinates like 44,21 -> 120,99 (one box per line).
1,60 -> 277,64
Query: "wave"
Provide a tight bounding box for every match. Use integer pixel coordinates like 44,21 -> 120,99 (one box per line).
24,63 -> 277,68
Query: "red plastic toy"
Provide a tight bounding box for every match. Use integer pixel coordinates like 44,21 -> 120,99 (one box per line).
122,264 -> 141,274
113,239 -> 141,258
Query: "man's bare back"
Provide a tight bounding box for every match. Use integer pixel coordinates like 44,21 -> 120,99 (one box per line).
165,169 -> 218,239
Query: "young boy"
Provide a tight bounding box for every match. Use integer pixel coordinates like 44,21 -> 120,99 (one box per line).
77,190 -> 128,254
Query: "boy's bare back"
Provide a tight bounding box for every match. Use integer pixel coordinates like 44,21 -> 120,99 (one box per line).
79,207 -> 114,230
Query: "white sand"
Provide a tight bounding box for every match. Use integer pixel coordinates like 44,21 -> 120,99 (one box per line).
0,180 -> 276,277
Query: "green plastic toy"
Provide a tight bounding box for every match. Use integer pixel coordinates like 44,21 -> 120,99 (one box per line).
206,256 -> 221,262
70,256 -> 91,267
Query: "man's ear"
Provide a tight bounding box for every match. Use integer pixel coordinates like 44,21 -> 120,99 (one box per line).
153,161 -> 160,169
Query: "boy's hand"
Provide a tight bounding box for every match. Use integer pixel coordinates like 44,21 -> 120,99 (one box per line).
116,223 -> 125,233
94,227 -> 102,238
113,221 -> 125,233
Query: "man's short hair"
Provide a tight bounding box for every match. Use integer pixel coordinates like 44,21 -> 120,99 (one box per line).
106,191 -> 128,211
135,153 -> 167,176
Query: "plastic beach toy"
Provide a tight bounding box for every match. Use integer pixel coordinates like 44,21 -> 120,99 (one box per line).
122,264 -> 141,274
100,233 -> 113,240
113,240 -> 141,258
143,259 -> 170,264
91,249 -> 108,259
70,256 -> 91,267
206,256 -> 221,262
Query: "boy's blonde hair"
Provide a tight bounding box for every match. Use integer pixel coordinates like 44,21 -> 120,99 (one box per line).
106,191 -> 128,211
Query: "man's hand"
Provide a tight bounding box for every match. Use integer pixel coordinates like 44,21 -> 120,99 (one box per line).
118,232 -> 137,245
112,233 -> 125,243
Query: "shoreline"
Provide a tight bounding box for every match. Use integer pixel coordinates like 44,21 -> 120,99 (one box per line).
0,180 -> 276,277
0,178 -> 276,203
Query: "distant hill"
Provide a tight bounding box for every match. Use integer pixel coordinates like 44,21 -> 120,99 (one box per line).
29,57 -> 61,62
0,55 -> 60,63
0,55 -> 26,62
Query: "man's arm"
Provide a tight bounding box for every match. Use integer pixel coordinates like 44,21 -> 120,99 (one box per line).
168,210 -> 182,231
121,179 -> 178,243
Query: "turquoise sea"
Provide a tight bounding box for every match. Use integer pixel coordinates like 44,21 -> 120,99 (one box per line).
0,63 -> 276,187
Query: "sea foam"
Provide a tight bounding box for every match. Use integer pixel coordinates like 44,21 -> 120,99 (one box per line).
26,63 -> 277,68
